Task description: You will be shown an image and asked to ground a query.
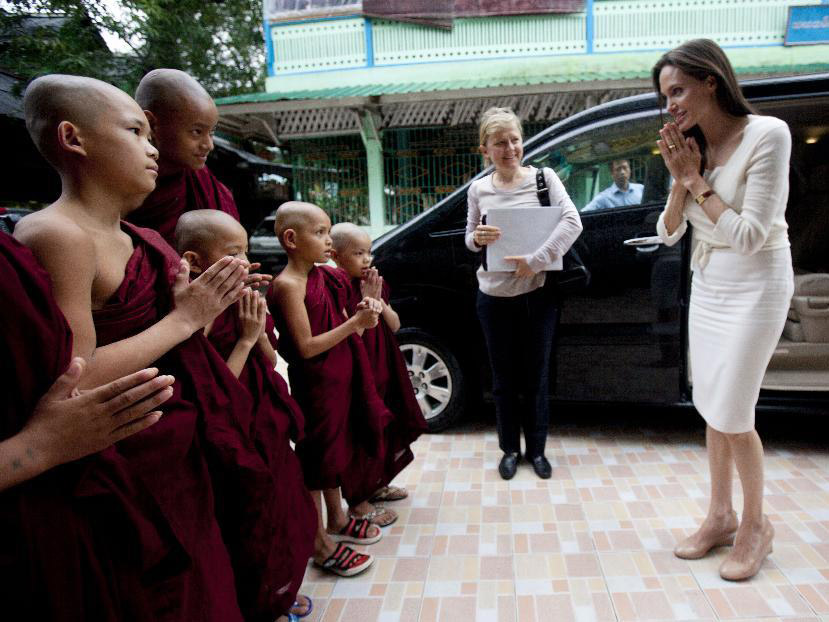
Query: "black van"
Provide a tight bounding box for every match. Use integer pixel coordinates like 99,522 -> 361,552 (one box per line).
372,73 -> 829,431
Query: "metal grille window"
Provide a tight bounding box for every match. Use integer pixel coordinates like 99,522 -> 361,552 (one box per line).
383,126 -> 479,225
287,135 -> 370,225
286,121 -> 590,228
383,121 -> 549,225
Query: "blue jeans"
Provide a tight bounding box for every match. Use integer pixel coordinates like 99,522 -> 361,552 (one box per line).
476,283 -> 560,458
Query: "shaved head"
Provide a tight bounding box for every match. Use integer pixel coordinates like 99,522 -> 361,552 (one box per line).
330,222 -> 369,253
135,69 -> 218,172
135,68 -> 213,120
274,201 -> 328,244
175,209 -> 244,255
23,74 -> 134,167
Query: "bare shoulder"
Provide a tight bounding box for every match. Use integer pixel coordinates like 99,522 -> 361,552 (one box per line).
271,271 -> 306,303
14,209 -> 95,269
273,270 -> 305,292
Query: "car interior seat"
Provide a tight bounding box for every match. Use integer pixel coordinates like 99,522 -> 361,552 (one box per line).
783,272 -> 829,342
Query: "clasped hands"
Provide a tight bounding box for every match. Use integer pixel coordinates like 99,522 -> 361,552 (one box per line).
474,224 -> 537,278
354,296 -> 382,329
657,122 -> 703,190
360,267 -> 383,300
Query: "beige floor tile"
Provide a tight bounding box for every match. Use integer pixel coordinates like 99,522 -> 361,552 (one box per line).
292,424 -> 827,621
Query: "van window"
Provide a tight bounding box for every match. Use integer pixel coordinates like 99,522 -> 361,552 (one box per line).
527,113 -> 670,212
253,214 -> 276,237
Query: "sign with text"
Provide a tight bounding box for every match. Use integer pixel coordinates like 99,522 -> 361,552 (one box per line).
785,5 -> 829,45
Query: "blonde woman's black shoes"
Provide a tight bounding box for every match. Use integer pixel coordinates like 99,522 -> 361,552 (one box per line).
530,455 -> 552,479
498,453 -> 520,480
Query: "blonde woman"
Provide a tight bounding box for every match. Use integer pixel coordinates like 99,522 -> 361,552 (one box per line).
466,107 -> 582,480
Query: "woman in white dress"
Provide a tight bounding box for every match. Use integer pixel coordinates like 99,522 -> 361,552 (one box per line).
653,39 -> 793,581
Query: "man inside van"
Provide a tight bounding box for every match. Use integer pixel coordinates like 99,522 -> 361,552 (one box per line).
582,159 -> 643,212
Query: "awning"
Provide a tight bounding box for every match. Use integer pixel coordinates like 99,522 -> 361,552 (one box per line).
216,45 -> 829,141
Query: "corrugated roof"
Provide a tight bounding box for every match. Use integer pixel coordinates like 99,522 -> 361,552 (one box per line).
217,46 -> 829,106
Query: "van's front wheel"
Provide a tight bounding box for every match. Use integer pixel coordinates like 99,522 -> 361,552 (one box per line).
396,329 -> 464,432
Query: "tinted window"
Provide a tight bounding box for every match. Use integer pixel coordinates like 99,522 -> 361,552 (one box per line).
527,113 -> 670,212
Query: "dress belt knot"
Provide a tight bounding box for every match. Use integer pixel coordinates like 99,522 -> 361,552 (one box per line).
691,241 -> 730,271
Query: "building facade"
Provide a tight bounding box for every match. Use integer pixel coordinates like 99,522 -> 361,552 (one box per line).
217,0 -> 829,235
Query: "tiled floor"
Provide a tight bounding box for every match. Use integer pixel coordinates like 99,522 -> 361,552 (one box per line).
296,418 -> 829,622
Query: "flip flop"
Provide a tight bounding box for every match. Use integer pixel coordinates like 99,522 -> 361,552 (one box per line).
328,517 -> 382,544
349,505 -> 398,527
370,485 -> 408,502
287,595 -> 313,619
314,543 -> 374,577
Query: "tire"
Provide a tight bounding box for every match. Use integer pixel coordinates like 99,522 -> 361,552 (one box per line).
396,328 -> 465,432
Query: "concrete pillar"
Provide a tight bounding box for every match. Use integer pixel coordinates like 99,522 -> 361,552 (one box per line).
358,108 -> 385,238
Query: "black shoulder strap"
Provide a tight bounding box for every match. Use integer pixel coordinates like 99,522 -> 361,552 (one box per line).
536,168 -> 551,206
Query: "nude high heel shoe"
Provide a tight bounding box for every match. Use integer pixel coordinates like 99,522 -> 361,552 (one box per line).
719,516 -> 774,581
674,510 -> 739,560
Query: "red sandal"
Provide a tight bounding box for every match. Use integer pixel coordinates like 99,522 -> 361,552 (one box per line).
329,517 -> 382,544
314,543 -> 374,577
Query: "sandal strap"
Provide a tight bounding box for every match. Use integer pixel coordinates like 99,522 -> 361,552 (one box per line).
373,485 -> 407,501
290,595 -> 313,619
349,505 -> 386,522
322,543 -> 369,571
342,517 -> 370,539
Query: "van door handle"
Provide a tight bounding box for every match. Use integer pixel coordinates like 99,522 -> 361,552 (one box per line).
623,236 -> 663,253
429,228 -> 465,239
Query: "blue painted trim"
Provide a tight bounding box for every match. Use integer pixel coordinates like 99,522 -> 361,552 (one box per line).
267,42 -> 793,78
593,42 -> 784,54
585,0 -> 594,54
265,22 -> 276,77
364,18 -> 374,67
266,13 -> 362,27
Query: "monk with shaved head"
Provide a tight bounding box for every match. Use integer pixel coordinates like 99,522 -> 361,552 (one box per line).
329,222 -> 427,526
14,74 -> 280,621
267,201 -> 388,577
126,68 -> 242,248
175,209 -> 317,619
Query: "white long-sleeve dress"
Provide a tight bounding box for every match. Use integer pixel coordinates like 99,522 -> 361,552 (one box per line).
657,114 -> 794,433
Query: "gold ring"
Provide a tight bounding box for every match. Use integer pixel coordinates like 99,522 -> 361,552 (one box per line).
667,143 -> 677,150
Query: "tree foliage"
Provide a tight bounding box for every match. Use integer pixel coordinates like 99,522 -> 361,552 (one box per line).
0,0 -> 265,97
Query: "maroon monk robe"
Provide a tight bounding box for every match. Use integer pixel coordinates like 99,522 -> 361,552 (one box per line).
206,308 -> 316,616
126,166 -> 240,246
94,222 -> 289,622
0,233 -> 189,622
338,273 -> 428,506
267,265 -> 389,491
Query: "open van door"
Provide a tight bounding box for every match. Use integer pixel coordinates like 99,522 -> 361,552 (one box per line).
526,111 -> 688,405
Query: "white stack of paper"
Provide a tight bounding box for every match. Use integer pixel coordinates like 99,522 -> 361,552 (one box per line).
485,206 -> 563,272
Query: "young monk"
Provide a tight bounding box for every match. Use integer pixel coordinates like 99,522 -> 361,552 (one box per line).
267,201 -> 390,577
15,74 -> 279,621
174,209 -> 316,620
126,68 -> 240,247
0,231 -> 180,620
329,223 -> 428,523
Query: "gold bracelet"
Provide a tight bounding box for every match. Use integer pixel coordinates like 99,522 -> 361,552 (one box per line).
694,189 -> 715,205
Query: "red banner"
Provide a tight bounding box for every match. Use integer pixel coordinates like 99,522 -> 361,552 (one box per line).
266,0 -> 585,25
362,0 -> 585,26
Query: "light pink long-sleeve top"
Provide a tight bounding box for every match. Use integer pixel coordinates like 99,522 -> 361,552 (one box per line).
465,166 -> 583,297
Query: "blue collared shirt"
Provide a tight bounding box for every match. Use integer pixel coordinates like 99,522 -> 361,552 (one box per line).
582,182 -> 644,212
